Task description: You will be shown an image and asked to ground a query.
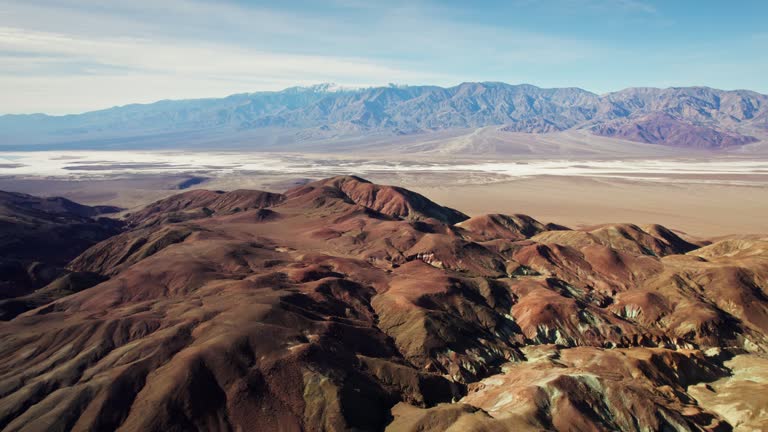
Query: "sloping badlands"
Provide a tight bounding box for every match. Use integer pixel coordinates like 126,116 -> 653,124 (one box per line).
0,176 -> 766,431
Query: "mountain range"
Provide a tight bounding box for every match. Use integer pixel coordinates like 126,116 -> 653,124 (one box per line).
2,83 -> 767,151
1,176 -> 767,430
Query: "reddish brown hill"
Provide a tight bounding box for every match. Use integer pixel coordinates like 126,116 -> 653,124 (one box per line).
0,177 -> 766,431
286,175 -> 468,224
532,222 -> 698,257
0,190 -> 121,218
0,271 -> 106,320
456,213 -> 556,242
0,191 -> 122,299
124,189 -> 285,227
392,347 -> 730,431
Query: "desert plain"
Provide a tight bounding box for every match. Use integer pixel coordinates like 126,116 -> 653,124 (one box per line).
1,148 -> 765,239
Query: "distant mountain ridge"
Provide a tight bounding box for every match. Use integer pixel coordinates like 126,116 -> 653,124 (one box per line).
1,82 -> 767,149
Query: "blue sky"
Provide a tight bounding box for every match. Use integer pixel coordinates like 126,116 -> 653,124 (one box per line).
1,0 -> 766,114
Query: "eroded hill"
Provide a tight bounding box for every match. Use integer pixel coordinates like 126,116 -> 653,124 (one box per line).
0,191 -> 121,305
0,176 -> 766,431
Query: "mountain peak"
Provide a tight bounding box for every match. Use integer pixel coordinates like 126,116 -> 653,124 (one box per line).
287,175 -> 468,224
290,82 -> 360,93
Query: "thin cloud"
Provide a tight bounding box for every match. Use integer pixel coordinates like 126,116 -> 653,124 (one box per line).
0,25 -> 460,113
0,0 -> 602,113
551,0 -> 658,16
614,0 -> 657,14
0,27 -> 418,78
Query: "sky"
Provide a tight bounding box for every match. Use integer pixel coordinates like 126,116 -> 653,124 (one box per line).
1,0 -> 766,114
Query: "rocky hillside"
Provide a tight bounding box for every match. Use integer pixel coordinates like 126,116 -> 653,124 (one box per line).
0,176 -> 766,431
0,191 -> 122,301
2,83 -> 766,149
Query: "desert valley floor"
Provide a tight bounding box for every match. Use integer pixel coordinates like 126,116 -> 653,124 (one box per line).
0,150 -> 766,238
